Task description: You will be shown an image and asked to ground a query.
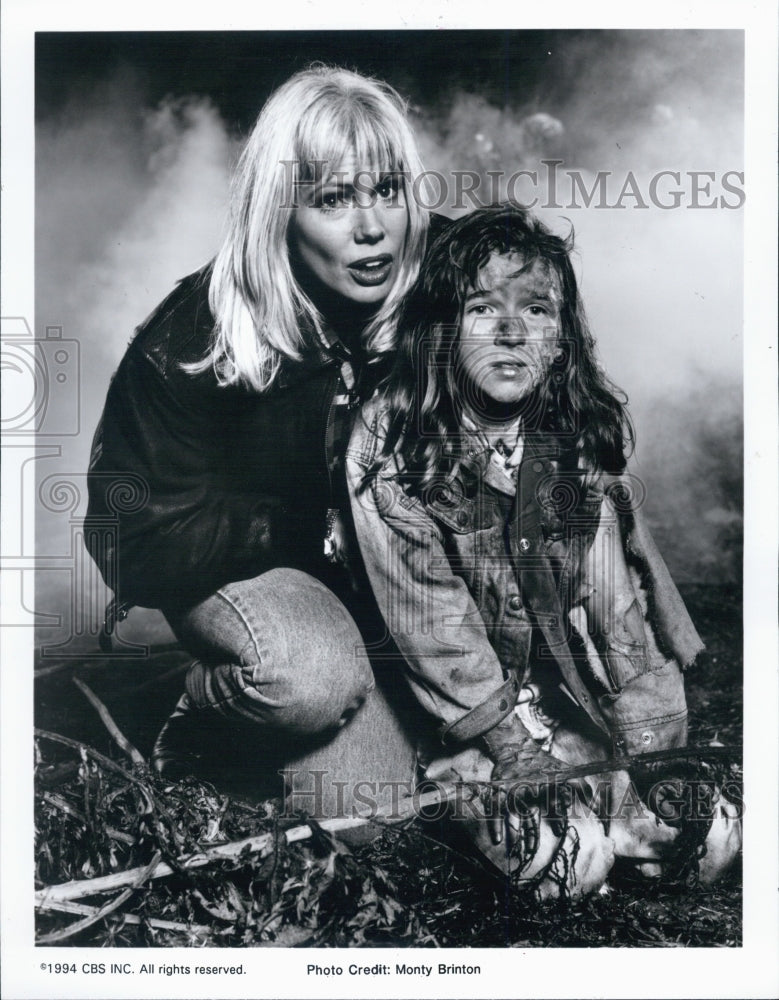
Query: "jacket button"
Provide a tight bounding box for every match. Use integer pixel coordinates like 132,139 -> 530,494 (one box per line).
641,731 -> 653,745
508,595 -> 522,611
498,699 -> 508,712
519,537 -> 531,553
456,511 -> 468,527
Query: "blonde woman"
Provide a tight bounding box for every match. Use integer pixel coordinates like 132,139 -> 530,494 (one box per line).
86,66 -> 437,795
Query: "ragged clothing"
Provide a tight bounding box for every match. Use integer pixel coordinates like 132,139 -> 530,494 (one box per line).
346,398 -> 704,760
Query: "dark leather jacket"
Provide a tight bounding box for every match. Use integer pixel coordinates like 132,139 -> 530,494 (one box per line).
86,264 -> 358,614
347,399 -> 704,754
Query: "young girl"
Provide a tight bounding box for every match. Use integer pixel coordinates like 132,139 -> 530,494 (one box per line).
347,204 -> 741,894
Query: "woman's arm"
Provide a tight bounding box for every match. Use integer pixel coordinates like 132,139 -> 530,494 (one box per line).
86,348 -> 293,611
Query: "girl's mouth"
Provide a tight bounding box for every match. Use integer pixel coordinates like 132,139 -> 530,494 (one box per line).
492,361 -> 528,377
348,255 -> 393,286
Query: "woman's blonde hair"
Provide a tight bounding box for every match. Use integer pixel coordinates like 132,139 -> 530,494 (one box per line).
196,64 -> 430,391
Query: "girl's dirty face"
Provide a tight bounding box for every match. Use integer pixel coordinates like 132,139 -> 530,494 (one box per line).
456,252 -> 562,420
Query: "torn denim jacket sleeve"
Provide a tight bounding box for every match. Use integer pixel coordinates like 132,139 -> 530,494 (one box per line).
572,483 -> 699,754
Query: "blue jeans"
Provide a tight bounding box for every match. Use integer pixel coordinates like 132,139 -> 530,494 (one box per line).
166,568 -> 420,819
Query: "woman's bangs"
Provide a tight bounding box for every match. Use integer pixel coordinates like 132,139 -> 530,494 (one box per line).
347,101 -> 402,175
294,97 -> 402,184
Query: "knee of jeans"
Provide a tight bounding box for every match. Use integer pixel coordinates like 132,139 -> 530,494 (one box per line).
181,570 -> 376,736
239,654 -> 376,736
186,636 -> 375,736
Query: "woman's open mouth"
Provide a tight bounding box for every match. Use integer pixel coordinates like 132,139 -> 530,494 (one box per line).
348,255 -> 393,286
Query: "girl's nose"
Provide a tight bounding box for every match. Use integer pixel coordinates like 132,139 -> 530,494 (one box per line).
494,317 -> 526,345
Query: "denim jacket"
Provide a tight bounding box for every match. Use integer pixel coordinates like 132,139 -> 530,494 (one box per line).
346,399 -> 704,756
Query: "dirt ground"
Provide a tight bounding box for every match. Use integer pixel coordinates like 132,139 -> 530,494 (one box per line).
34,583 -> 742,948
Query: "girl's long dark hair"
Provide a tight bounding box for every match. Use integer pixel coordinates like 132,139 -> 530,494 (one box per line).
376,204 -> 633,490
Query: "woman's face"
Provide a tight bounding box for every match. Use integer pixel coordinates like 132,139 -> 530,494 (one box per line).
456,252 -> 562,419
288,154 -> 409,307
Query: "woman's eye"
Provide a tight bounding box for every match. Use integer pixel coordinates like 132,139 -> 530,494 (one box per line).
527,304 -> 549,317
317,188 -> 351,210
467,304 -> 491,315
376,176 -> 399,200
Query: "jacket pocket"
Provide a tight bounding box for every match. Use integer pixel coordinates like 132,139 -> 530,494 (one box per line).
425,489 -> 502,534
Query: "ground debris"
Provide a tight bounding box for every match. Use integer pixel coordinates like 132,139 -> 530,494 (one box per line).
34,585 -> 743,948
34,737 -> 429,947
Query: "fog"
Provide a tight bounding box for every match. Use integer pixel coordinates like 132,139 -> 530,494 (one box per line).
35,78 -> 238,651
32,32 -> 743,654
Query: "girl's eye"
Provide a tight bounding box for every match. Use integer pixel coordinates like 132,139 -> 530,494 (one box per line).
527,305 -> 549,317
466,304 -> 492,316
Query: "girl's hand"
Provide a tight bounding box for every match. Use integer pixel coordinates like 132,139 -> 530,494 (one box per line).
482,714 -> 569,846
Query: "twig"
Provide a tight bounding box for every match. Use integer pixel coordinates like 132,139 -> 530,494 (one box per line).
35,898 -> 210,936
34,661 -> 76,680
34,658 -> 115,680
35,729 -> 183,853
268,813 -> 282,905
37,725 -> 740,794
34,818 -> 371,904
35,760 -> 80,789
35,730 -> 147,787
34,644 -> 187,681
72,676 -> 147,767
253,899 -> 295,937
477,744 -> 742,788
39,792 -> 136,845
37,851 -> 161,944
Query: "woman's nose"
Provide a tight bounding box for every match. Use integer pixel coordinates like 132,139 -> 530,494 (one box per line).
353,204 -> 385,243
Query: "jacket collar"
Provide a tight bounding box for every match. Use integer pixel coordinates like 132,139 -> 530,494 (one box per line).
454,429 -> 565,504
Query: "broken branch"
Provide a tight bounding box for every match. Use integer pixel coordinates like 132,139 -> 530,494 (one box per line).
35,898 -> 210,937
36,851 -> 161,944
72,676 -> 146,767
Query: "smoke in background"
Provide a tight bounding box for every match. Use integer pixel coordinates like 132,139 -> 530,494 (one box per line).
32,31 -> 742,654
35,74 -> 238,650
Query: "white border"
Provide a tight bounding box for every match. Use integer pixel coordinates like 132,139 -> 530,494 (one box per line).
2,2 -> 777,999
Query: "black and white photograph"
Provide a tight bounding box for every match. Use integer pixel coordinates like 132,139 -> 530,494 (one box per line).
2,3 -> 777,998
